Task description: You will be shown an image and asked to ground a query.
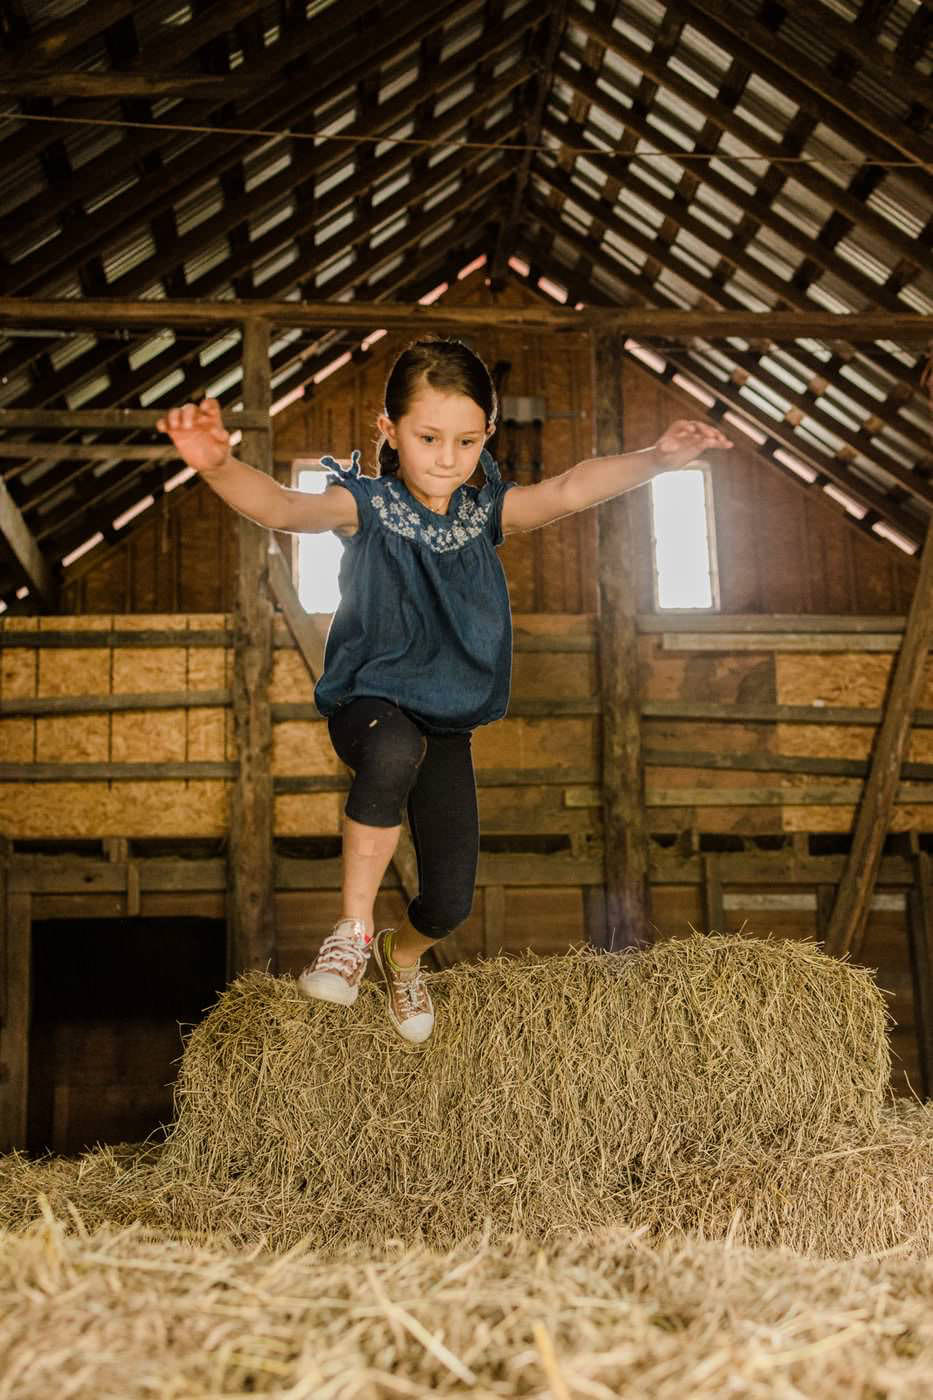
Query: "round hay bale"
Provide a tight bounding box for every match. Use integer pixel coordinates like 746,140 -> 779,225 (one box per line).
154,934 -> 893,1250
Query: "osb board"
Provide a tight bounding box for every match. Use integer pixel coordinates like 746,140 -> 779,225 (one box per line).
270,650 -> 316,704
111,711 -> 187,763
37,648 -> 111,697
1,648 -> 36,697
35,714 -> 109,763
187,708 -> 227,762
776,653 -> 933,709
776,723 -> 933,764
112,647 -> 187,693
638,637 -> 775,704
781,802 -> 933,833
273,786 -> 603,838
0,717 -> 34,760
0,781 -> 229,838
473,717 -> 599,770
272,722 -> 344,777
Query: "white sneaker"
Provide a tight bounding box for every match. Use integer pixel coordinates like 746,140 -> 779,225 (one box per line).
297,917 -> 373,1006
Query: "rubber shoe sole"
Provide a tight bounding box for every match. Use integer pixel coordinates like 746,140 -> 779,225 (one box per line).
296,968 -> 360,1006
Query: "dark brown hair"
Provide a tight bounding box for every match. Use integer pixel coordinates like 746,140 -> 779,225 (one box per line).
375,337 -> 497,477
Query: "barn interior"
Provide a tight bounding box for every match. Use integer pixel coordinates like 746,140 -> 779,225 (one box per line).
0,0 -> 932,1392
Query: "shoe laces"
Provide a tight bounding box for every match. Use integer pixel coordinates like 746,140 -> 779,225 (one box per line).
314,921 -> 370,976
391,961 -> 428,1015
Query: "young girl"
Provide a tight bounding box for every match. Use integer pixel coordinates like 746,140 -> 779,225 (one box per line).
158,336 -> 730,1045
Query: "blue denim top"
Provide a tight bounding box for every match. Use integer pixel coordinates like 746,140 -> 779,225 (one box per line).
312,449 -> 519,735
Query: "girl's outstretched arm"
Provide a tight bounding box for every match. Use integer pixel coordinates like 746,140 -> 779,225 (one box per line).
157,398 -> 357,535
500,419 -> 731,535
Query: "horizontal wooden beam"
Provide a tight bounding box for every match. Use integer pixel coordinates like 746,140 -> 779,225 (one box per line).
0,297 -> 929,339
660,632 -> 927,653
0,409 -> 269,429
0,72 -> 255,98
0,689 -> 231,716
643,700 -> 933,727
0,442 -> 176,460
643,747 -> 933,782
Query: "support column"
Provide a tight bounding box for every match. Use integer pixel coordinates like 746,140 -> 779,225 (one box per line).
0,881 -> 31,1152
228,318 -> 275,976
592,331 -> 649,950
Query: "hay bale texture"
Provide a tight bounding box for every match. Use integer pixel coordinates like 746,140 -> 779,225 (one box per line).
2,934 -> 930,1260
150,934 -> 899,1252
3,1207 -> 933,1399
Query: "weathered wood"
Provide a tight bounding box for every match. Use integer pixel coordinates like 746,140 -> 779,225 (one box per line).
228,319 -> 276,976
0,629 -> 229,648
906,850 -> 933,1100
594,330 -> 649,950
0,892 -> 30,1152
267,541 -> 325,679
0,442 -> 178,461
637,614 -> 919,633
0,296 -> 930,338
0,475 -> 55,607
0,689 -> 230,716
0,72 -> 255,98
642,748 -> 933,782
274,766 -> 599,793
646,784 -> 933,807
643,701 -> 933,727
0,762 -> 235,781
0,410 -> 269,430
661,633 -> 926,653
825,511 -> 933,960
483,885 -> 507,958
701,853 -> 725,933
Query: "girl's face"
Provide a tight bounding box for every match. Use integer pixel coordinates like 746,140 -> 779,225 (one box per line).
378,383 -> 490,503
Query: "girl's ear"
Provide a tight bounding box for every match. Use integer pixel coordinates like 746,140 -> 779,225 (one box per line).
377,412 -> 396,444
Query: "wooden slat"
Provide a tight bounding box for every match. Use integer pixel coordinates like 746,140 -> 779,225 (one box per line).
0,762 -> 235,780
0,410 -> 269,429
0,475 -> 55,606
0,296 -> 929,338
642,748 -> 933,782
660,633 -> 925,653
0,628 -> 230,647
907,849 -> 933,1100
825,507 -> 933,958
642,701 -> 933,726
228,319 -> 276,975
0,689 -> 230,716
594,329 -> 649,949
0,891 -> 30,1152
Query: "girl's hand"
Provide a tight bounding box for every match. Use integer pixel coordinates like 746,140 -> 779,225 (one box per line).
653,419 -> 733,471
156,398 -> 231,474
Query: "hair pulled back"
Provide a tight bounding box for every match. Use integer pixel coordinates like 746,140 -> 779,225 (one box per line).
376,337 -> 497,477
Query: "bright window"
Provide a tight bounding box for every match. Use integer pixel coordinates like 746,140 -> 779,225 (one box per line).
649,466 -> 719,610
296,468 -> 343,612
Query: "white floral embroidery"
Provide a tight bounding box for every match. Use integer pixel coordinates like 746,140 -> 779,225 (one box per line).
320,453 -> 498,554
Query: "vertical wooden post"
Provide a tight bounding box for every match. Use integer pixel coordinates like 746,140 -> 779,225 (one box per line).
228,318 -> 276,976
824,509 -> 933,961
907,848 -> 933,1099
0,888 -> 31,1151
592,330 -> 649,950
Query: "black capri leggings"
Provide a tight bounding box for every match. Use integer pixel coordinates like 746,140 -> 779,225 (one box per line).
327,696 -> 479,939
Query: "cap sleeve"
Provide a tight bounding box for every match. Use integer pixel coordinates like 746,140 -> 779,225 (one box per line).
319,451 -> 371,539
477,450 -> 518,548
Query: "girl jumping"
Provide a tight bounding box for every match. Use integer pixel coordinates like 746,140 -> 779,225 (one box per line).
158,336 -> 730,1044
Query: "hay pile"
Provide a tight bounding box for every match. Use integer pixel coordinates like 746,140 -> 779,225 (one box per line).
1,935 -> 930,1260
3,1205 -> 933,1398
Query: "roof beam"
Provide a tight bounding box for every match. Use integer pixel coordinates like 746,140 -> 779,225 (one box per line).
0,0 -> 136,72
521,202 -> 927,542
0,0 -> 536,299
0,299 -> 929,339
0,475 -> 55,605
489,1 -> 569,283
778,0 -> 933,111
533,131 -> 932,462
567,1 -> 926,273
680,0 -> 933,188
0,72 -> 255,98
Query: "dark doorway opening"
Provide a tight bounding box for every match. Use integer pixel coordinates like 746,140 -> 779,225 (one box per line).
28,917 -> 226,1156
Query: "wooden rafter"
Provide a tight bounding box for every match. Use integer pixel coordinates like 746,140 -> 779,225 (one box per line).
684,0 -> 933,175
489,1 -> 568,283
0,0 -> 136,72
568,1 -> 925,274
516,214 -> 929,545
779,0 -> 933,111
0,475 -> 55,605
0,0 -> 522,299
530,157 -> 932,478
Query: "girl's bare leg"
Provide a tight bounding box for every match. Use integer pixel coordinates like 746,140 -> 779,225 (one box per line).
340,813 -> 438,963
